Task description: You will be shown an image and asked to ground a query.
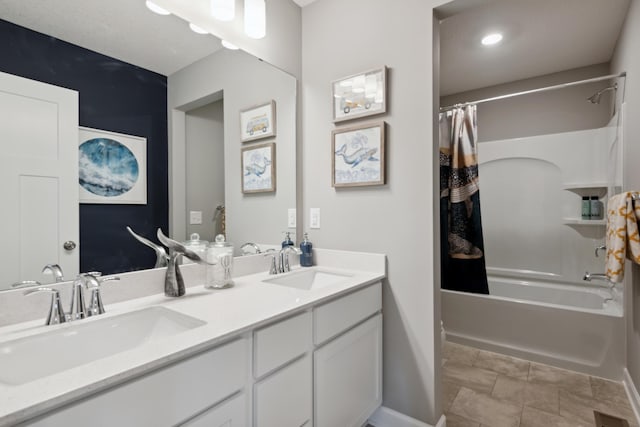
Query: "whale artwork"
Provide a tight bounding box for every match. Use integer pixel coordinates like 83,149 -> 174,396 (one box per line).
332,122 -> 385,187
242,143 -> 276,193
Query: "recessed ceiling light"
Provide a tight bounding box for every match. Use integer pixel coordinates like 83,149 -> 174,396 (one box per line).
221,40 -> 240,50
145,1 -> 170,15
189,23 -> 208,34
481,33 -> 503,46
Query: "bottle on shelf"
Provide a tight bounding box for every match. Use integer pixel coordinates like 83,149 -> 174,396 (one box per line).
590,196 -> 604,220
581,196 -> 591,220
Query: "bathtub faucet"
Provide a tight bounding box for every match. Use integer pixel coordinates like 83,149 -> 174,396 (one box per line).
583,272 -> 616,303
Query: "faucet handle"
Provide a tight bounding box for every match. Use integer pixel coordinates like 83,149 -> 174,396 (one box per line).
82,274 -> 120,316
11,280 -> 43,289
24,287 -> 67,325
264,253 -> 278,275
595,245 -> 607,258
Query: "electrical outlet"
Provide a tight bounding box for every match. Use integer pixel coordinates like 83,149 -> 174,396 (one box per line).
189,211 -> 203,225
288,208 -> 296,228
310,208 -> 320,229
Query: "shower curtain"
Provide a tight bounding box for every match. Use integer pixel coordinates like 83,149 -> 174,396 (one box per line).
439,105 -> 489,294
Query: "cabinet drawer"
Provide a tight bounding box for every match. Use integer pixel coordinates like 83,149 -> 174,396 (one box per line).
254,311 -> 311,378
181,393 -> 247,427
314,282 -> 381,345
23,337 -> 249,427
254,355 -> 312,427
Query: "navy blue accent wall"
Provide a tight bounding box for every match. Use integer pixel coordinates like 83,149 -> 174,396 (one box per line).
0,19 -> 168,274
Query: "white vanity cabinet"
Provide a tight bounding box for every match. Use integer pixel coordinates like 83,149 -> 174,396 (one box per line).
18,281 -> 382,427
313,283 -> 383,427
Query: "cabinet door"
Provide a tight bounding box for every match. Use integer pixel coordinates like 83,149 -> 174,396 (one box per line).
181,393 -> 247,427
255,355 -> 312,427
314,314 -> 382,427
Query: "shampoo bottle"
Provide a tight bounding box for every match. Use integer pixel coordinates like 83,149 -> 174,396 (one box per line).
300,232 -> 313,267
282,231 -> 294,248
581,196 -> 591,220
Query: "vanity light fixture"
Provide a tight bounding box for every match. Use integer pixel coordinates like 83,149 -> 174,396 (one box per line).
481,32 -> 503,46
244,0 -> 266,39
211,0 -> 235,22
189,23 -> 208,34
221,40 -> 240,50
145,1 -> 170,15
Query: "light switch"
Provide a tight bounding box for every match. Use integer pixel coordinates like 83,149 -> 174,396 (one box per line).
310,208 -> 320,229
189,210 -> 203,225
288,208 -> 296,228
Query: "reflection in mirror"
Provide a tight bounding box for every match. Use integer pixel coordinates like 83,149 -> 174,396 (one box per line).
0,1 -> 296,290
437,0 -> 629,295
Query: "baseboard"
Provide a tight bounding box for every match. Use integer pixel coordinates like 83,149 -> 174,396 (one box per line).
623,368 -> 640,426
368,406 -> 446,427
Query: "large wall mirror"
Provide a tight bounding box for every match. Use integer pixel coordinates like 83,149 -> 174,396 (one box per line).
0,0 -> 297,290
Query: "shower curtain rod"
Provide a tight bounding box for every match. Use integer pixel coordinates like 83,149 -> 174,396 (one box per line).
439,72 -> 626,112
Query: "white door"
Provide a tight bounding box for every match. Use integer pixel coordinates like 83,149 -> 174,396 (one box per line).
0,71 -> 79,287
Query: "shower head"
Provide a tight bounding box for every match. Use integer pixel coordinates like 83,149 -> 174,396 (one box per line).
587,83 -> 618,104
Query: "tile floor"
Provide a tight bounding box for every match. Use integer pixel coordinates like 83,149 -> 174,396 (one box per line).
443,341 -> 637,427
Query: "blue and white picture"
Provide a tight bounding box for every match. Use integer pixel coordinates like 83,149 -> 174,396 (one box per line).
332,122 -> 385,187
242,142 -> 276,193
78,128 -> 147,204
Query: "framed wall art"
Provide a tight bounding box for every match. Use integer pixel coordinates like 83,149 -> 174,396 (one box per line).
332,121 -> 385,188
241,142 -> 276,193
332,66 -> 387,122
78,127 -> 147,204
240,100 -> 276,142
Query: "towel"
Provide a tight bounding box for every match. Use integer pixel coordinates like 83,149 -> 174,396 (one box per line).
605,192 -> 640,282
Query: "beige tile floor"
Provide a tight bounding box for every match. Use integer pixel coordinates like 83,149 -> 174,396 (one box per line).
443,341 -> 638,427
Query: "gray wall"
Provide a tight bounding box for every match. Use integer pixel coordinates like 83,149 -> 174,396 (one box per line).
301,0 -> 443,423
185,100 -> 225,241
169,49 -> 297,248
441,63 -> 614,142
611,0 -> 640,395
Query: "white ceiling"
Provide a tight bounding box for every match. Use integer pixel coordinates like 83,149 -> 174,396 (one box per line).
0,0 -> 223,76
440,0 -> 630,96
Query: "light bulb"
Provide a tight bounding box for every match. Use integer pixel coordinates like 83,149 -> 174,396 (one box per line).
211,0 -> 235,22
146,1 -> 170,15
481,33 -> 503,46
244,0 -> 266,39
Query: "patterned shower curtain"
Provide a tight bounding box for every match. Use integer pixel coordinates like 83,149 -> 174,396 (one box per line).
439,105 -> 489,294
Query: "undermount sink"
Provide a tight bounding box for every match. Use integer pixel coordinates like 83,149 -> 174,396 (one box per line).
263,268 -> 352,290
0,306 -> 205,386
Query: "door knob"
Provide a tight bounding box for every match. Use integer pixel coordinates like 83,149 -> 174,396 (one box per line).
63,241 -> 77,251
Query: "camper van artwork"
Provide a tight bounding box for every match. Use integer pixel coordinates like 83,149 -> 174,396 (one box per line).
241,142 -> 276,193
332,121 -> 385,187
332,67 -> 387,122
240,100 -> 276,142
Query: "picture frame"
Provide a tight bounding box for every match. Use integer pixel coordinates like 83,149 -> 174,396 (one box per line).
332,66 -> 387,123
241,142 -> 276,193
78,127 -> 147,204
332,121 -> 385,188
240,100 -> 277,142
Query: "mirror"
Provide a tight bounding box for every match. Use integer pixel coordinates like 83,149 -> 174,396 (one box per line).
437,0 -> 628,294
0,1 -> 297,290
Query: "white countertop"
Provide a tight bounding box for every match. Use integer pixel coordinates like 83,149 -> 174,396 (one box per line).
0,249 -> 385,426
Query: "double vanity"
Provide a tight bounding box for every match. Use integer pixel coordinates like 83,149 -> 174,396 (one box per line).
0,249 -> 385,427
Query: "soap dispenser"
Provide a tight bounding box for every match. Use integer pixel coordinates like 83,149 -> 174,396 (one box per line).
300,232 -> 313,267
282,231 -> 294,248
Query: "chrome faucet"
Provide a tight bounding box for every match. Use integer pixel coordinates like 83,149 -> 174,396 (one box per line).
42,264 -> 65,282
267,246 -> 302,274
24,286 -> 67,326
583,272 -> 613,284
241,242 -> 262,255
69,275 -> 89,320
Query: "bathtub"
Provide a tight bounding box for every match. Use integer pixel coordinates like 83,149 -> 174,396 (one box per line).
441,276 -> 624,380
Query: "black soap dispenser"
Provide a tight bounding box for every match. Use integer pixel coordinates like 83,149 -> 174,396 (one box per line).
300,232 -> 313,267
282,231 -> 294,248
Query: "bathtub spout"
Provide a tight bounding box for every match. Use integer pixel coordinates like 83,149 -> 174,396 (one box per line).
583,272 -> 612,284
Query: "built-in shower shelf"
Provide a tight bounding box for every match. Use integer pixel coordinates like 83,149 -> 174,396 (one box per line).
562,183 -> 608,197
563,218 -> 606,226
